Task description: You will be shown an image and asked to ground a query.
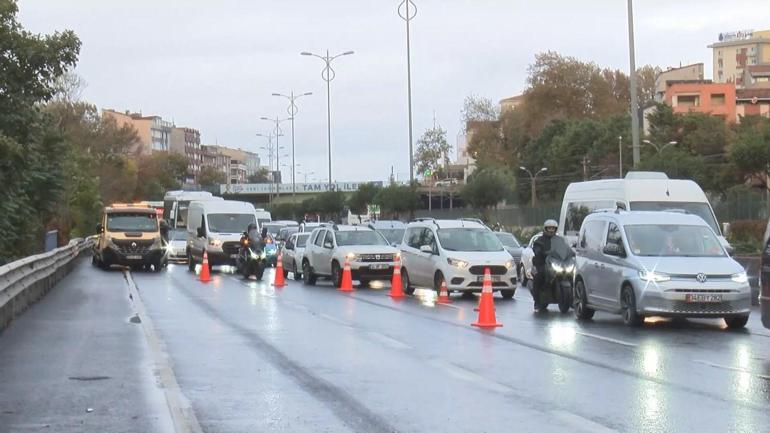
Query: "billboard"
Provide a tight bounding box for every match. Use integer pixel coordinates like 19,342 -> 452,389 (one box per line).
221,181 -> 384,195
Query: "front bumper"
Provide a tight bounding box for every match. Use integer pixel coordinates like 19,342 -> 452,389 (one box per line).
103,246 -> 164,266
634,279 -> 751,318
349,261 -> 396,280
442,266 -> 518,292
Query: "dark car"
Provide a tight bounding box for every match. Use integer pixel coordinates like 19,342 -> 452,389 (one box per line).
494,232 -> 523,279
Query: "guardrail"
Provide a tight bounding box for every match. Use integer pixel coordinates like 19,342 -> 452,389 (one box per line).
0,237 -> 92,331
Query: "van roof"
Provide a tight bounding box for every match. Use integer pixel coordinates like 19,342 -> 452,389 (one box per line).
408,219 -> 487,229
586,211 -> 712,227
564,177 -> 708,203
369,220 -> 406,229
189,200 -> 256,213
105,205 -> 156,214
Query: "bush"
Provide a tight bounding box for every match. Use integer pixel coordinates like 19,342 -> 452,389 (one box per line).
726,220 -> 766,255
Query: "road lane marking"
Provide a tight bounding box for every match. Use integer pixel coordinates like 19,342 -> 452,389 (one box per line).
574,331 -> 637,347
551,410 -> 619,433
366,331 -> 412,350
692,359 -> 770,380
124,271 -> 204,433
429,360 -> 511,394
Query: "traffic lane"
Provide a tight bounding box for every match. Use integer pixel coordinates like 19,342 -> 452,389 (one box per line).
0,259 -> 173,433
150,266 -> 765,433
138,266 -> 626,433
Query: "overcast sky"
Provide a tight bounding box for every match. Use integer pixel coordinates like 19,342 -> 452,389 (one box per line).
18,0 -> 770,183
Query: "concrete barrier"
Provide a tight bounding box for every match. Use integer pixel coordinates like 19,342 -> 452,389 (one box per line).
0,238 -> 92,332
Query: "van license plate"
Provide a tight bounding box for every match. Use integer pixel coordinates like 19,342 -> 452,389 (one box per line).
230,254 -> 239,259
477,275 -> 502,282
127,255 -> 142,260
370,264 -> 389,270
685,294 -> 722,303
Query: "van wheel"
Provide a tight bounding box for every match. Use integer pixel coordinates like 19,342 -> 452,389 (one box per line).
621,285 -> 643,327
401,268 -> 415,295
302,260 -> 316,285
187,251 -> 196,272
574,280 -> 595,320
500,289 -> 515,300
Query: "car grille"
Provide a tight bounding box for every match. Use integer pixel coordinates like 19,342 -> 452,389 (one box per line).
469,265 -> 508,276
468,281 -> 512,288
669,274 -> 732,281
112,239 -> 154,254
360,253 -> 394,262
222,242 -> 240,256
669,301 -> 738,315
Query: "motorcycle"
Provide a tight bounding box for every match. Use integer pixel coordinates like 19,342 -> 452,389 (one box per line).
236,231 -> 267,280
531,235 -> 575,313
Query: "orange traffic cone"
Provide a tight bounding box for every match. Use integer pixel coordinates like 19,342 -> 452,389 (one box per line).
437,280 -> 451,304
199,250 -> 211,282
273,253 -> 286,288
389,255 -> 405,299
338,257 -> 354,292
472,267 -> 502,328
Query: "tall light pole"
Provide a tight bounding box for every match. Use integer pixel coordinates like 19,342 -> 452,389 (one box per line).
398,0 -> 417,184
618,135 -> 623,178
300,50 -> 354,190
257,132 -> 280,204
627,0 -> 641,167
261,116 -> 290,197
519,166 -> 548,207
272,91 -> 312,198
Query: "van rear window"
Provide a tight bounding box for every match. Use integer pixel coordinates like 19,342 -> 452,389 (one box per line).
629,202 -> 720,234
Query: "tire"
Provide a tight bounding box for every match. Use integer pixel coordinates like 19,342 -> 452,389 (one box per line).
401,268 -> 416,295
153,259 -> 164,272
255,265 -> 265,281
724,316 -> 749,329
500,289 -> 515,300
302,260 -> 316,285
433,272 -> 445,294
293,263 -> 302,281
331,262 -> 342,288
558,282 -> 572,314
574,280 -> 595,320
621,285 -> 643,327
283,268 -> 290,280
187,250 -> 196,272
359,279 -> 370,288
91,254 -> 98,267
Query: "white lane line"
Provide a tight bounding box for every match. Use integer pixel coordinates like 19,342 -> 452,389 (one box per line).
319,313 -> 354,329
551,410 -> 618,433
692,359 -> 770,380
437,302 -> 464,310
574,331 -> 637,348
428,360 -> 511,394
366,331 -> 413,350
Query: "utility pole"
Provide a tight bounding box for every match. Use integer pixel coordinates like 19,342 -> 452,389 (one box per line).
520,166 -> 547,207
627,0 -> 641,167
399,0 -> 417,184
618,135 -> 623,178
582,156 -> 590,181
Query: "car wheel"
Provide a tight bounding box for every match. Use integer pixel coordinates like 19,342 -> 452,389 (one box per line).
283,268 -> 290,280
359,279 -> 370,288
293,263 -> 302,281
500,289 -> 515,300
433,272 -> 446,294
153,259 -> 164,272
401,268 -> 415,295
302,260 -> 316,285
574,280 -> 595,320
620,285 -> 643,327
187,250 -> 196,272
724,316 -> 749,329
331,261 -> 342,288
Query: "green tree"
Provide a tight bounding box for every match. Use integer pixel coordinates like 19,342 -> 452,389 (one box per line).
199,166 -> 226,187
730,115 -> 770,188
347,182 -> 380,214
373,184 -> 421,218
414,126 -> 451,178
134,152 -> 188,200
461,95 -> 499,124
315,190 -> 346,220
247,167 -> 270,183
461,166 -> 515,210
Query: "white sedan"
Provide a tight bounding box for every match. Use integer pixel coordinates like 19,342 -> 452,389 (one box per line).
520,232 -> 542,284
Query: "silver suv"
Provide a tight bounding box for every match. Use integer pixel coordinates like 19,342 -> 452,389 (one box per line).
573,211 -> 751,328
302,225 -> 400,288
399,218 -> 517,298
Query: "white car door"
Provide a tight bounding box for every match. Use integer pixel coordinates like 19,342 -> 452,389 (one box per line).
317,230 -> 335,276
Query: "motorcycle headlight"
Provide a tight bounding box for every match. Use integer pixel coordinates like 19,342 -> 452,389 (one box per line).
731,272 -> 748,284
504,260 -> 514,270
639,270 -> 670,282
551,262 -> 564,273
447,257 -> 469,269
564,258 -> 576,274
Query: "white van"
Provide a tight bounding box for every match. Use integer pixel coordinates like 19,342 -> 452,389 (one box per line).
255,208 -> 272,227
186,200 -> 258,269
558,172 -> 729,251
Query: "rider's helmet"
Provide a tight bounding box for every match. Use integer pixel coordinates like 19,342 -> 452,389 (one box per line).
543,219 -> 558,237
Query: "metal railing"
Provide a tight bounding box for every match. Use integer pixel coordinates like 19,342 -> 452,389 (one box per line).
0,237 -> 92,331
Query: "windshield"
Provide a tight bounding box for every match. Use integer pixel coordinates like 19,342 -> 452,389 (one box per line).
624,224 -> 726,257
629,201 -> 720,235
548,235 -> 574,261
335,231 -> 389,246
257,218 -> 271,225
107,213 -> 158,232
378,229 -> 405,244
437,228 -> 503,252
207,214 -> 256,233
262,224 -> 283,236
279,227 -> 298,240
495,232 -> 521,248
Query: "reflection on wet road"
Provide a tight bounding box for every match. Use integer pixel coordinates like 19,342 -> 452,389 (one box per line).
128,263 -> 770,432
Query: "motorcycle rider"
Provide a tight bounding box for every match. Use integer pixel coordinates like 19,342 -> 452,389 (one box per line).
532,219 -> 559,312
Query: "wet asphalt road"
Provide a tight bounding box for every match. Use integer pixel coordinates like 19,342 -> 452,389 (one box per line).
3,260 -> 770,433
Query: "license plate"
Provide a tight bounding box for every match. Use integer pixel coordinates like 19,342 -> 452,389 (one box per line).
477,275 -> 502,282
685,294 -> 723,303
370,264 -> 389,270
127,255 -> 142,260
230,254 -> 239,259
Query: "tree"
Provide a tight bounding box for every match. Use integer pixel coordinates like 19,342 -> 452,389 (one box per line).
461,166 -> 515,209
373,184 -> 421,218
199,166 -> 226,188
414,126 -> 451,178
730,115 -> 770,188
348,182 -> 380,214
134,152 -> 188,200
636,65 -> 661,108
461,95 -> 499,126
247,167 -> 270,183
315,190 -> 346,220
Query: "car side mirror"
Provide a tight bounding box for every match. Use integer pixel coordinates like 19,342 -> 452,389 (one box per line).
603,244 -> 625,257
197,227 -> 206,238
96,223 -> 103,234
324,241 -> 333,249
419,245 -> 433,254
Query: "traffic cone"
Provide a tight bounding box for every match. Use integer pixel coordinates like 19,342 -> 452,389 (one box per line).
338,257 -> 354,292
273,253 -> 286,288
389,255 -> 405,299
472,267 -> 502,328
199,250 -> 211,282
437,280 -> 451,304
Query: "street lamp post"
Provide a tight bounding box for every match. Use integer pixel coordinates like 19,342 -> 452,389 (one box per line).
257,132 -> 280,204
272,91 -> 312,198
519,166 -> 548,207
618,135 -> 623,178
261,116 -> 290,197
627,0 -> 641,167
398,0 -> 417,184
642,139 -> 678,154
300,50 -> 354,190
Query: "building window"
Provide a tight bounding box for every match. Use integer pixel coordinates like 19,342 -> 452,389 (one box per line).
676,94 -> 700,108
711,93 -> 726,106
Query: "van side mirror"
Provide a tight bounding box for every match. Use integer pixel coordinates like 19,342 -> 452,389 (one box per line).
197,227 -> 206,238
603,244 -> 625,257
96,223 -> 103,234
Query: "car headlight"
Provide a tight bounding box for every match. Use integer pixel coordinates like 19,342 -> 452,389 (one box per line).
447,257 -> 469,269
504,260 -> 514,270
639,270 -> 670,282
346,252 -> 359,262
731,272 -> 748,284
208,238 -> 222,247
